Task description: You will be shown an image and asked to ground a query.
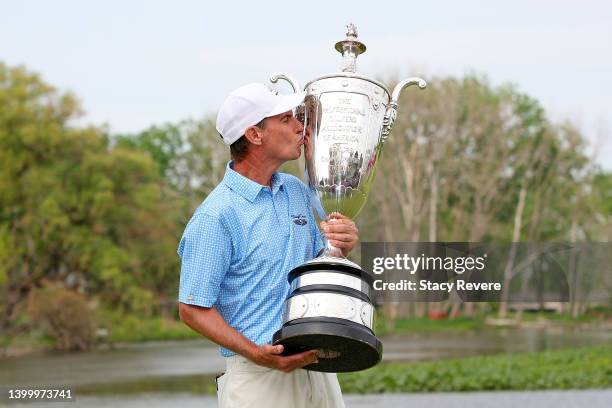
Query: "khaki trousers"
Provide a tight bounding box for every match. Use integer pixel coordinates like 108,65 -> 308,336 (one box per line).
217,355 -> 345,408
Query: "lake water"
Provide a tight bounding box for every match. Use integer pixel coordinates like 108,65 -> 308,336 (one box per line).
1,326 -> 610,407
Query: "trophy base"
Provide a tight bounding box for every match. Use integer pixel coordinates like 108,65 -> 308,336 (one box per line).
273,317 -> 382,373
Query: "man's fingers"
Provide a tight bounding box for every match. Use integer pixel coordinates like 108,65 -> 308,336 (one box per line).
326,233 -> 356,243
287,350 -> 318,367
260,349 -> 319,373
262,344 -> 284,355
321,218 -> 358,253
329,240 -> 354,249
299,350 -> 319,367
329,240 -> 353,249
321,222 -> 356,234
320,212 -> 359,256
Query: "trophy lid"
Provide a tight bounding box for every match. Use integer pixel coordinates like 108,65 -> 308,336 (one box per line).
304,23 -> 391,97
334,23 -> 366,73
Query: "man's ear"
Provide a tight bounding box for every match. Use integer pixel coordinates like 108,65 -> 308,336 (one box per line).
244,126 -> 263,146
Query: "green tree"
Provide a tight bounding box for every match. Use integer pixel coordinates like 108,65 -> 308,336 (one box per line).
0,63 -> 182,334
115,118 -> 229,211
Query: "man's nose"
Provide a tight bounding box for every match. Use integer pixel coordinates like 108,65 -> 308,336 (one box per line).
293,116 -> 304,133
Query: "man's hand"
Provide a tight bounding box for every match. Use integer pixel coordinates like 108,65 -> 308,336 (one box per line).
249,344 -> 318,373
179,303 -> 317,373
320,212 -> 359,257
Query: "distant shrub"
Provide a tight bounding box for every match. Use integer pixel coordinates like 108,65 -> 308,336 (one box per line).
27,283 -> 96,351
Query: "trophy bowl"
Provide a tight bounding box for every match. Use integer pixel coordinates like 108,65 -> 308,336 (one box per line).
272,24 -> 426,373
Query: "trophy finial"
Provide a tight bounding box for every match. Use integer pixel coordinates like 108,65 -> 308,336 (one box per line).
335,23 -> 366,73
346,23 -> 358,38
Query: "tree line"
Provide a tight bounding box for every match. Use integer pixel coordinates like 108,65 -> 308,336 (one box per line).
0,63 -> 609,344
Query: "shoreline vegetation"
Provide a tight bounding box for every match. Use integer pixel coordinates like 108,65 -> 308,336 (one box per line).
68,345 -> 612,396
1,310 -> 609,358
338,345 -> 612,393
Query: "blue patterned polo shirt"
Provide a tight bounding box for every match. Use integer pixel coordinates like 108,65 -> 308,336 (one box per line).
178,161 -> 324,357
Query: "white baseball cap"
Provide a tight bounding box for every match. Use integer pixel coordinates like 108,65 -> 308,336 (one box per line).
216,83 -> 306,145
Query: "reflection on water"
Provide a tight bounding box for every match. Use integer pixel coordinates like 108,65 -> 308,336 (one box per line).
381,325 -> 612,361
1,327 -> 610,399
0,340 -> 224,388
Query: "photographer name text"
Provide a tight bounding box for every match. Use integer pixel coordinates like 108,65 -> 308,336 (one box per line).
373,279 -> 501,292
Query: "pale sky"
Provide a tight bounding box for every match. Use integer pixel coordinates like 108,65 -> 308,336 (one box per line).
2,0 -> 611,168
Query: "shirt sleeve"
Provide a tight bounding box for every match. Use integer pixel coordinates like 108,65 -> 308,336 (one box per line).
177,212 -> 231,307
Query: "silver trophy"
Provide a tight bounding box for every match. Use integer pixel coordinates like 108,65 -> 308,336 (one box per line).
272,24 -> 426,372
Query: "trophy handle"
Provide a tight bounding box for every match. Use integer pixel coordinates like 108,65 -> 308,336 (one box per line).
269,72 -> 302,92
381,77 -> 427,143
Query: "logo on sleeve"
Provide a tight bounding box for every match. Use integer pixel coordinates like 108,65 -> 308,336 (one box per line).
291,214 -> 307,226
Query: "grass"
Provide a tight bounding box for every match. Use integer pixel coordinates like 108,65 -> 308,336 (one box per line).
97,311 -> 200,343
92,304 -> 612,343
376,315 -> 484,336
374,306 -> 610,336
338,345 -> 612,393
104,312 -> 486,343
0,331 -> 58,357
0,313 -> 200,356
514,310 -> 601,323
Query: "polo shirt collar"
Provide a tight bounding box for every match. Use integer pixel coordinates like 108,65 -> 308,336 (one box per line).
223,161 -> 284,202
